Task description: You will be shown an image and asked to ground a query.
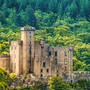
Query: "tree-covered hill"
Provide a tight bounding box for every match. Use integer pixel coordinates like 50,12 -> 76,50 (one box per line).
0,0 -> 90,72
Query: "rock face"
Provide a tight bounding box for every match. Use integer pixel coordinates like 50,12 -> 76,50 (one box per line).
9,73 -> 49,89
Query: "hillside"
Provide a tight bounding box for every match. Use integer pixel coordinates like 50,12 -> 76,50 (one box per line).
0,0 -> 90,72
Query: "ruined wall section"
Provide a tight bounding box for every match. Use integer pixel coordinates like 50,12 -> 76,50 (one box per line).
9,39 -> 22,76
0,54 -> 10,73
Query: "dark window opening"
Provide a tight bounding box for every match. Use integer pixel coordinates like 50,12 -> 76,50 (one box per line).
71,80 -> 73,83
55,52 -> 57,56
57,70 -> 58,72
29,47 -> 31,51
57,74 -> 59,76
29,32 -> 31,34
29,41 -> 31,45
41,74 -> 43,77
41,69 -> 43,72
47,69 -> 49,72
65,52 -> 67,56
49,52 -> 51,56
43,62 -> 46,67
29,36 -> 31,38
55,59 -> 57,64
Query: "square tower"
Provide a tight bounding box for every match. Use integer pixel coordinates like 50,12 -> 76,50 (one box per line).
21,27 -> 35,75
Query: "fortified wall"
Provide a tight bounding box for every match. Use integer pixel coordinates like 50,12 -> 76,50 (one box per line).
62,71 -> 90,83
0,54 -> 10,73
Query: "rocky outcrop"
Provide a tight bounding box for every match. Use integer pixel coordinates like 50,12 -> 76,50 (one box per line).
9,73 -> 49,89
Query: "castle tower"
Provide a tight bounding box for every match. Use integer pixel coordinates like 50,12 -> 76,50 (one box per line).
21,27 -> 35,75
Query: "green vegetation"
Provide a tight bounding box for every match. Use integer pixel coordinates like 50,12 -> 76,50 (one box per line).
0,67 -> 9,90
0,0 -> 90,73
0,0 -> 90,89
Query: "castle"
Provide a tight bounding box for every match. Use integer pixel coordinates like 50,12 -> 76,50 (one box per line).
0,27 -> 74,77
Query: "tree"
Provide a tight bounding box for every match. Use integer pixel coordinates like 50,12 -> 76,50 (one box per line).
48,76 -> 71,90
0,11 -> 7,24
25,5 -> 37,27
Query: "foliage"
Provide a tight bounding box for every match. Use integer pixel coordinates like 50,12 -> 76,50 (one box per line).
9,73 -> 16,79
0,68 -> 9,90
48,76 -> 71,90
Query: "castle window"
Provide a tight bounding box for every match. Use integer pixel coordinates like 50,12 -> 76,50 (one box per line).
49,52 -> 51,56
29,32 -> 31,34
57,74 -> 59,76
65,52 -> 67,56
41,74 -> 43,77
29,41 -> 31,45
55,59 -> 57,64
29,47 -> 31,51
14,63 -> 16,69
41,69 -> 43,72
3,61 -> 5,67
29,36 -> 31,38
47,69 -> 49,72
55,52 -> 57,56
11,63 -> 13,68
65,59 -> 67,65
57,70 -> 58,72
43,62 -> 46,67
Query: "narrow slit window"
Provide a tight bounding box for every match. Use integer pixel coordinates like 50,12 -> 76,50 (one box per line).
29,32 -> 31,34
49,52 -> 51,56
29,41 -> 31,45
29,47 -> 31,51
55,59 -> 57,64
43,62 -> 46,67
41,69 -> 43,72
41,74 -> 43,77
65,52 -> 67,56
55,52 -> 57,56
47,69 -> 49,72
29,36 -> 31,38
65,59 -> 67,65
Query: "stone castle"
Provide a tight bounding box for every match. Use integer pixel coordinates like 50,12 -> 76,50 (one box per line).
0,27 -> 74,77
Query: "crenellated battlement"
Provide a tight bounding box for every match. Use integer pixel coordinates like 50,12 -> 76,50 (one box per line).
0,54 -> 10,57
21,27 -> 35,31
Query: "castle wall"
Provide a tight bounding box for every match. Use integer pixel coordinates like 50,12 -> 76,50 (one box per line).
0,54 -> 10,73
9,39 -> 22,76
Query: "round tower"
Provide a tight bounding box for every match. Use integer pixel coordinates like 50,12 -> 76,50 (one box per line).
21,27 -> 35,75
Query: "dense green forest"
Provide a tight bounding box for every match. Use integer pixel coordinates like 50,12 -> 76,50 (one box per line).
0,0 -> 90,73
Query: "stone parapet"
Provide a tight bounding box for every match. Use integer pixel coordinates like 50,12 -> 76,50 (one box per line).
0,54 -> 10,57
21,27 -> 35,31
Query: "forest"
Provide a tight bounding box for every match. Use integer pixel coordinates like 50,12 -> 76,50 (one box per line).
0,0 -> 90,86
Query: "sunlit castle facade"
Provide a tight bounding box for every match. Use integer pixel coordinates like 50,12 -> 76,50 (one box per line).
0,27 -> 74,77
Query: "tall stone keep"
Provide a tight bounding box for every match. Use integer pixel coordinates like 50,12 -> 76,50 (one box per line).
21,27 -> 35,75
